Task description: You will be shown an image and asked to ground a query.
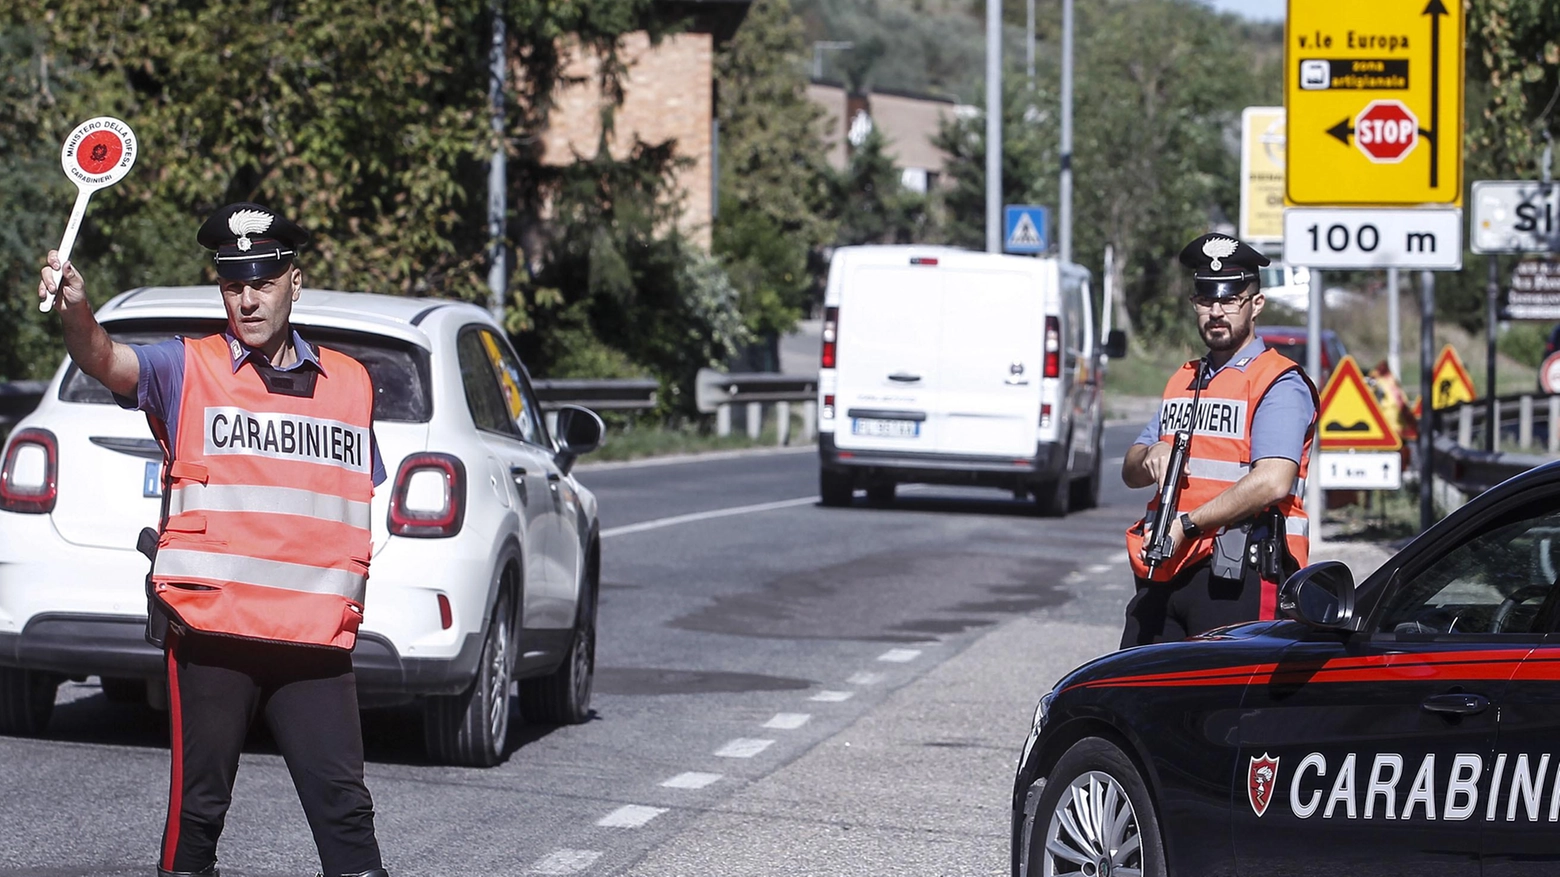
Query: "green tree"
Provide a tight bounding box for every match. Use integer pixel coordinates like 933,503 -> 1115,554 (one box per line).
936,0 -> 1274,343
713,0 -> 836,341
834,127 -> 929,245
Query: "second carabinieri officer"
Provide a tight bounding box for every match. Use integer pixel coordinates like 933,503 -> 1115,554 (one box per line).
38,202 -> 390,877
1119,234 -> 1318,648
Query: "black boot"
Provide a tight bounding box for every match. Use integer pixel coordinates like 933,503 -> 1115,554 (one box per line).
157,865 -> 218,877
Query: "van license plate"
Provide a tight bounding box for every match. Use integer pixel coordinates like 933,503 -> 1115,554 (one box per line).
852,418 -> 920,438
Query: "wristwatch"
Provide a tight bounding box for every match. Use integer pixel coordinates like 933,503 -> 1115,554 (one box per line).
1179,513 -> 1201,539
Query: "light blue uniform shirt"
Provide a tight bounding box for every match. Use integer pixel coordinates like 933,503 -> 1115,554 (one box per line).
1133,337 -> 1316,464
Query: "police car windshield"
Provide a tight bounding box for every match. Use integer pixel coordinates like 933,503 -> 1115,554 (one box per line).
59,319 -> 433,423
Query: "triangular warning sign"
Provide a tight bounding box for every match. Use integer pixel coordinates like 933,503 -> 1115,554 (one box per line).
1008,212 -> 1042,248
1318,355 -> 1401,450
1430,344 -> 1476,410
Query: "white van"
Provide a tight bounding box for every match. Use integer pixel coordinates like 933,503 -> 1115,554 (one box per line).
816,245 -> 1125,515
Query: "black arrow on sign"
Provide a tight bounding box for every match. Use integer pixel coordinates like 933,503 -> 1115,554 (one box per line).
1423,0 -> 1447,188
1327,118 -> 1353,145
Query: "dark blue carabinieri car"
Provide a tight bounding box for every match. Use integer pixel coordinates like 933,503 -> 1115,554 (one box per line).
1012,461 -> 1560,877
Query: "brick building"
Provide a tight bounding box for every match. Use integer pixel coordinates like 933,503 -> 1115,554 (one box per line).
538,2 -> 749,249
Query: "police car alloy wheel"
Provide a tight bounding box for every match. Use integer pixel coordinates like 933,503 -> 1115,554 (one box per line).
1026,738 -> 1165,877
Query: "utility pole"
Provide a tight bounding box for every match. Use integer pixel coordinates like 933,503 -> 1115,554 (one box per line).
486,0 -> 506,321
1059,0 -> 1074,263
985,0 -> 1001,254
1026,0 -> 1035,82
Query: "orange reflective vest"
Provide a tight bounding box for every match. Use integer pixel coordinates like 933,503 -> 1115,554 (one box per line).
151,334 -> 375,649
1126,347 -> 1316,584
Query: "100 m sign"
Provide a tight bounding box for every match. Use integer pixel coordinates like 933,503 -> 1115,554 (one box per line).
1282,208 -> 1463,270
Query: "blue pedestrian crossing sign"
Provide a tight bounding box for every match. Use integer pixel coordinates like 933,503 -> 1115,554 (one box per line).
1004,205 -> 1050,254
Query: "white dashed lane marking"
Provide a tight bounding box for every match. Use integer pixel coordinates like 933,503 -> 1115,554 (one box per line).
530,849 -> 602,874
763,712 -> 811,730
597,804 -> 667,828
661,771 -> 723,789
810,690 -> 854,702
1086,563 -> 1113,574
715,738 -> 775,758
847,671 -> 884,686
877,648 -> 921,663
601,496 -> 818,538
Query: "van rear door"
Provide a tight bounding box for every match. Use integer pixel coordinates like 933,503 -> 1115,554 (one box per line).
934,260 -> 1045,458
831,260 -> 942,455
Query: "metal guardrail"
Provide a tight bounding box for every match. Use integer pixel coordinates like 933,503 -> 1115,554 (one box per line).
695,369 -> 818,444
531,378 -> 659,412
1427,394 -> 1560,506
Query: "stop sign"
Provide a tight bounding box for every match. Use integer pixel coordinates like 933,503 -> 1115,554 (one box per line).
1354,100 -> 1419,163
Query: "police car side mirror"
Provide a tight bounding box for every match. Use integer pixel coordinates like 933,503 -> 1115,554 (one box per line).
1278,561 -> 1357,631
553,404 -> 604,474
1103,330 -> 1128,359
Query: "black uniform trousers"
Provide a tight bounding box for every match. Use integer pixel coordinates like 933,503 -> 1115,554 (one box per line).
161,630 -> 382,875
1120,560 -> 1277,648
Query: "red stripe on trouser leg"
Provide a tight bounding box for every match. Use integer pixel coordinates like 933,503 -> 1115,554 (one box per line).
1259,576 -> 1278,620
160,633 -> 183,871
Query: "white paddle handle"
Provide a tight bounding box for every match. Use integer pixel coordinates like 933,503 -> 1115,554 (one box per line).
42,188 -> 93,313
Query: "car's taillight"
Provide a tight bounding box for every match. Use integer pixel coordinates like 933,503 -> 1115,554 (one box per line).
0,428 -> 58,514
388,453 -> 466,538
821,306 -> 840,369
822,393 -> 836,421
1044,316 -> 1061,378
437,593 -> 453,630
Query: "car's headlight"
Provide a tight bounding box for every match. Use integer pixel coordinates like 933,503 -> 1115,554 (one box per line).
1032,689 -> 1057,729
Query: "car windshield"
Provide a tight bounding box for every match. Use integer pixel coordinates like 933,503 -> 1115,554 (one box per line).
60,319 -> 433,423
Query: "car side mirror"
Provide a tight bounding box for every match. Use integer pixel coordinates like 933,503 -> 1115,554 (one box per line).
553,404 -> 604,474
1278,561 -> 1357,631
1103,329 -> 1128,359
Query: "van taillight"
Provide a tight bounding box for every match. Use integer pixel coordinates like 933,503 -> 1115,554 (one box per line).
1044,316 -> 1061,378
389,453 -> 466,538
821,307 -> 840,369
0,428 -> 58,514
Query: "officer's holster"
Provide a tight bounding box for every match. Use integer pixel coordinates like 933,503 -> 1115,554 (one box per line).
138,526 -> 173,649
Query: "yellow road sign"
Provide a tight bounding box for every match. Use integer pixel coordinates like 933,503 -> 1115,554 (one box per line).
1318,356 -> 1401,450
1430,344 -> 1476,409
1240,107 -> 1286,243
1285,0 -> 1464,206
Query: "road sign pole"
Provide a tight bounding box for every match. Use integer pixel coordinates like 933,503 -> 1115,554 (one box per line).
985,0 -> 1001,254
1387,267 -> 1401,379
1419,270 -> 1435,533
1486,255 -> 1499,452
1059,0 -> 1074,264
1307,268 -> 1324,551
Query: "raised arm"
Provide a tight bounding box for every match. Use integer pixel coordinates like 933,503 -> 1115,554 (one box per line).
39,251 -> 139,397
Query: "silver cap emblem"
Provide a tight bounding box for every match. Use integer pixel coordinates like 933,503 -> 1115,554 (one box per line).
1201,236 -> 1238,272
227,209 -> 274,253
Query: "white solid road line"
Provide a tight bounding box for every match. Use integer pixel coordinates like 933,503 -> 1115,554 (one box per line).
877,648 -> 921,663
763,712 -> 812,730
715,738 -> 775,758
530,849 -> 602,874
601,496 -> 818,539
810,690 -> 854,702
661,771 -> 723,789
596,804 -> 668,828
847,671 -> 884,686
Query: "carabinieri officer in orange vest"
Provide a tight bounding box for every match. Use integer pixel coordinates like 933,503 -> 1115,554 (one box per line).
38,203 -> 389,877
1120,234 -> 1319,649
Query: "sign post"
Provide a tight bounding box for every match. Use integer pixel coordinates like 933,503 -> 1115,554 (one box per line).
1286,0 -> 1465,534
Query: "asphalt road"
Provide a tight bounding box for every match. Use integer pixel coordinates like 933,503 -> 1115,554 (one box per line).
0,424 -> 1147,877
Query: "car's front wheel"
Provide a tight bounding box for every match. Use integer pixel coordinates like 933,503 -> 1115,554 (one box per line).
1022,737 -> 1166,877
519,563 -> 596,726
423,590 -> 514,767
0,668 -> 60,736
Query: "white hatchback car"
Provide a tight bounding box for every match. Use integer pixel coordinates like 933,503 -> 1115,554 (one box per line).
0,286 -> 604,767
